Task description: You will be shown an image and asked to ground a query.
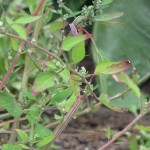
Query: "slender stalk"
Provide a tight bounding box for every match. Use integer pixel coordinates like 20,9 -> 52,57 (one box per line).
44,96 -> 84,150
8,0 -> 46,143
0,0 -> 45,92
98,108 -> 150,150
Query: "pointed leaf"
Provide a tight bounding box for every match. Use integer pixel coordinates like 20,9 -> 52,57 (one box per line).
94,12 -> 123,22
61,35 -> 86,51
37,134 -> 54,147
72,41 -> 85,63
2,144 -> 22,150
94,60 -> 130,75
32,72 -> 55,95
102,0 -> 113,5
16,129 -> 28,143
115,72 -> 141,97
11,24 -> 26,39
51,87 -> 73,104
99,93 -> 127,112
14,16 -> 41,24
0,91 -> 22,117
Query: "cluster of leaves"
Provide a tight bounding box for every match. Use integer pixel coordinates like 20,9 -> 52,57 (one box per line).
0,0 -> 149,150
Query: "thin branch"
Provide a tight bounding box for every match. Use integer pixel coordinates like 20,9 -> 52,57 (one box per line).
98,108 -> 150,150
0,0 -> 46,92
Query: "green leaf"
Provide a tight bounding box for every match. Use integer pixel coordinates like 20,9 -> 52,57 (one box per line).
26,105 -> 40,125
18,144 -> 30,150
65,93 -> 77,111
72,41 -> 85,63
94,60 -> 130,75
16,129 -> 28,143
134,125 -> 150,131
54,114 -> 63,120
14,16 -> 41,24
37,134 -> 54,147
0,91 -> 22,117
33,124 -> 52,139
2,144 -> 22,150
94,12 -> 123,22
61,35 -> 86,51
51,87 -> 73,104
11,24 -> 26,39
25,0 -> 39,13
32,72 -> 55,95
102,0 -> 113,5
99,93 -> 126,112
59,68 -> 70,82
116,72 -> 141,97
49,20 -> 64,32
129,136 -> 138,150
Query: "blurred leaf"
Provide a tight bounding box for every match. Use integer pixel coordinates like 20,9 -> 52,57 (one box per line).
10,38 -> 18,50
14,16 -> 41,24
49,20 -> 64,32
102,0 -> 114,5
51,87 -> 73,104
0,91 -> 22,117
26,105 -> 40,125
61,35 -> 86,51
54,114 -> 63,120
59,68 -> 70,82
65,93 -> 77,111
134,125 -> 150,131
34,124 -> 52,138
2,144 -> 22,150
99,93 -> 126,112
129,136 -> 138,150
18,144 -> 30,150
92,0 -> 150,78
37,134 -> 54,147
16,129 -> 28,143
32,72 -> 55,95
94,60 -> 130,75
25,0 -> 39,13
106,126 -> 112,140
94,12 -> 123,22
116,72 -> 141,97
72,41 -> 85,63
11,24 -> 26,39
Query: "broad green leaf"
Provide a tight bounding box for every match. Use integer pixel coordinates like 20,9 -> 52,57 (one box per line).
32,72 -> 55,95
25,0 -> 39,13
18,144 -> 30,150
6,16 -> 13,24
16,129 -> 28,143
11,38 -> 19,50
134,125 -> 150,131
14,16 -> 41,24
37,134 -> 54,147
33,124 -> 52,138
59,68 -> 70,82
49,20 -> 64,32
51,87 -> 73,104
94,60 -> 130,75
99,93 -> 127,112
54,114 -> 63,120
116,72 -> 141,97
2,144 -> 22,150
61,35 -> 86,51
129,136 -> 138,150
93,12 -> 123,22
72,41 -> 85,63
65,93 -> 77,111
0,91 -> 22,117
102,0 -> 113,5
26,105 -> 40,125
11,24 -> 26,39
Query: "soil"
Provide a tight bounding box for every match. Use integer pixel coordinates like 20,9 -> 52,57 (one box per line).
54,107 -> 150,150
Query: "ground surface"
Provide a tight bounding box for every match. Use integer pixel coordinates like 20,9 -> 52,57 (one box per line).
54,107 -> 150,150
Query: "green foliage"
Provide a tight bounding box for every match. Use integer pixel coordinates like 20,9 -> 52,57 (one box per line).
0,90 -> 22,117
0,0 -> 149,149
